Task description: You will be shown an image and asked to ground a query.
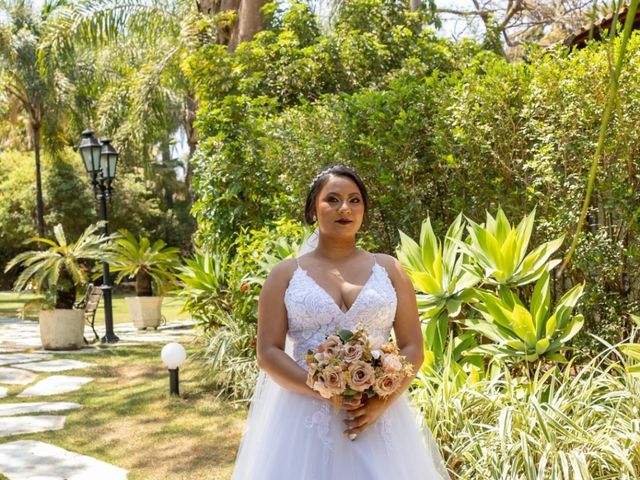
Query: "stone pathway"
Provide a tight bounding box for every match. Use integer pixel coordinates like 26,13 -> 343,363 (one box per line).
18,376 -> 93,397
0,315 -> 196,479
0,440 -> 128,479
14,359 -> 95,372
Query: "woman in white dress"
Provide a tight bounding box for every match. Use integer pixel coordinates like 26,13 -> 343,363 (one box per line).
232,165 -> 450,480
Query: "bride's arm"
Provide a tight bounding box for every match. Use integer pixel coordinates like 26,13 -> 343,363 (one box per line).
255,259 -> 324,400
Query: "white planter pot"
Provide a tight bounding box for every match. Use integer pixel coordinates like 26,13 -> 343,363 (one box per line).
126,296 -> 163,329
39,309 -> 85,351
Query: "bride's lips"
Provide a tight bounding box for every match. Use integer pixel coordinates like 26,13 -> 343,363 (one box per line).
336,219 -> 353,225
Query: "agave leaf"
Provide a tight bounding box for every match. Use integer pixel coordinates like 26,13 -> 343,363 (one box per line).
556,314 -> 585,344
531,271 -> 551,338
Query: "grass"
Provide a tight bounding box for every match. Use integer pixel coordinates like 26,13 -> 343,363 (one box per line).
0,291 -> 190,324
0,343 -> 247,480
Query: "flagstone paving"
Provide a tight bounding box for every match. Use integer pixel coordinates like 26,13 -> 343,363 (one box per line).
18,376 -> 93,397
14,359 -> 96,373
0,415 -> 66,437
0,367 -> 38,385
0,353 -> 53,366
0,440 -> 129,479
0,315 -> 196,479
0,402 -> 82,417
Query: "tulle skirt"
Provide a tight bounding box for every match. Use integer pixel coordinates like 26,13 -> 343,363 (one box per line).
231,372 -> 450,480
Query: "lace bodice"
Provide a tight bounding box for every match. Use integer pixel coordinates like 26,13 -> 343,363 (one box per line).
284,256 -> 397,367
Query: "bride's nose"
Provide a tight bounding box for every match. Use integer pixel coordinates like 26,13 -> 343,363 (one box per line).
338,201 -> 351,214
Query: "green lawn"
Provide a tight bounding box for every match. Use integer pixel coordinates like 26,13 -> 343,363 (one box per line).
0,344 -> 246,480
0,291 -> 190,324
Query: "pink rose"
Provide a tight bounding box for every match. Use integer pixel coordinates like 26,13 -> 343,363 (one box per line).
348,361 -> 375,392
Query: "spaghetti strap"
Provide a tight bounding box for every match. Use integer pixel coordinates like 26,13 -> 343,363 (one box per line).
372,253 -> 378,265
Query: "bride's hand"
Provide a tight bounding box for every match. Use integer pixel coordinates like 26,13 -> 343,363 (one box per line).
343,395 -> 389,437
340,393 -> 364,411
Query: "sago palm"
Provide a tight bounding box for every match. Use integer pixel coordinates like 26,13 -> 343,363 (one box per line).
108,229 -> 180,296
4,222 -> 112,309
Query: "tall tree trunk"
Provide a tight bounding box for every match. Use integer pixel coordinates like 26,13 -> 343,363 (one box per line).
410,0 -> 421,12
32,122 -> 45,237
228,0 -> 269,52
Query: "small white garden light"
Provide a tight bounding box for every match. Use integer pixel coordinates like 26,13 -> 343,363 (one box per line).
161,342 -> 186,396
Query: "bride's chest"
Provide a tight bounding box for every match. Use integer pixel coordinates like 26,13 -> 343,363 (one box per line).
284,266 -> 397,334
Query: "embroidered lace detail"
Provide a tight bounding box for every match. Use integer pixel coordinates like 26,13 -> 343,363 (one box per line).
284,263 -> 397,368
304,400 -> 333,464
285,259 -> 398,456
378,411 -> 394,456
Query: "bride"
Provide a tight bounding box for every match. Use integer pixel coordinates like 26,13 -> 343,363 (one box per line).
232,165 -> 450,480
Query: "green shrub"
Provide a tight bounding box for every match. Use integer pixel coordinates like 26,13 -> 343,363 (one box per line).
181,219 -> 306,401
413,345 -> 640,479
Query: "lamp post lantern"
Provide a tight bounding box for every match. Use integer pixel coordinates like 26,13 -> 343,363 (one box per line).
79,129 -> 119,343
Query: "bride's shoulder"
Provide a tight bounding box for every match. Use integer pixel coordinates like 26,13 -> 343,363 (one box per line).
371,252 -> 400,269
370,252 -> 407,282
263,258 -> 298,291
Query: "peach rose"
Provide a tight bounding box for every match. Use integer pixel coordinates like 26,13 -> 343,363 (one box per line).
318,335 -> 343,358
373,371 -> 403,398
348,361 -> 375,392
313,379 -> 335,399
321,365 -> 347,397
381,353 -> 403,372
343,343 -> 364,362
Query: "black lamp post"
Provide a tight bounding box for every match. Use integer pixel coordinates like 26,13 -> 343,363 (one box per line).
79,129 -> 119,343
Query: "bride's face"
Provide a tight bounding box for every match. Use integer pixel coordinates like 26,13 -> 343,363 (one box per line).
314,175 -> 365,238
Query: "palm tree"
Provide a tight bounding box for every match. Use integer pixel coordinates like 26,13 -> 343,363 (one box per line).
39,0 -> 270,198
0,0 -> 55,236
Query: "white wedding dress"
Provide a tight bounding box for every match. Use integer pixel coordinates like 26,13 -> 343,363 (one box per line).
232,256 -> 450,480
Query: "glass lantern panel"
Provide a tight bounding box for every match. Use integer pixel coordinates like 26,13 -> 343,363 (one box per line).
108,155 -> 117,179
91,146 -> 102,173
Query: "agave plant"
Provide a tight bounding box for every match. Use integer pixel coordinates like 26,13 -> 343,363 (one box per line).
108,229 -> 181,296
456,207 -> 564,287
465,271 -> 585,363
397,214 -> 480,366
4,222 -> 112,309
176,249 -> 232,329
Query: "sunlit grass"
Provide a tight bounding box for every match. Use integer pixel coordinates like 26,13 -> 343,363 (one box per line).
0,344 -> 246,480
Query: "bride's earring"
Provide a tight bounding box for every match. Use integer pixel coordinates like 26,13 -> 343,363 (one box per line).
312,215 -> 317,222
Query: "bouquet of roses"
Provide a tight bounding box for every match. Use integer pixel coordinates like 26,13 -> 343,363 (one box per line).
305,325 -> 414,409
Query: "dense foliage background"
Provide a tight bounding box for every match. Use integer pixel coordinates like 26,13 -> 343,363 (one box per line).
186,1 -> 640,354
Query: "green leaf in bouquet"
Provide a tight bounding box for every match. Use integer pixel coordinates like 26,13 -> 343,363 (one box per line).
338,329 -> 354,343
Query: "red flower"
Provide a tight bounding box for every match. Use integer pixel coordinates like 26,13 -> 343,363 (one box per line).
240,283 -> 250,293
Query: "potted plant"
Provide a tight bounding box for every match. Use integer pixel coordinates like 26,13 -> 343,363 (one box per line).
4,222 -> 112,350
108,229 -> 180,329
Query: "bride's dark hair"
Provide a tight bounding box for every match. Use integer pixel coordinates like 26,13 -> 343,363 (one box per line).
304,164 -> 369,225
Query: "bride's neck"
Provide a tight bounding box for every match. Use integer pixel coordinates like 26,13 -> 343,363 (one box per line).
314,236 -> 358,261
